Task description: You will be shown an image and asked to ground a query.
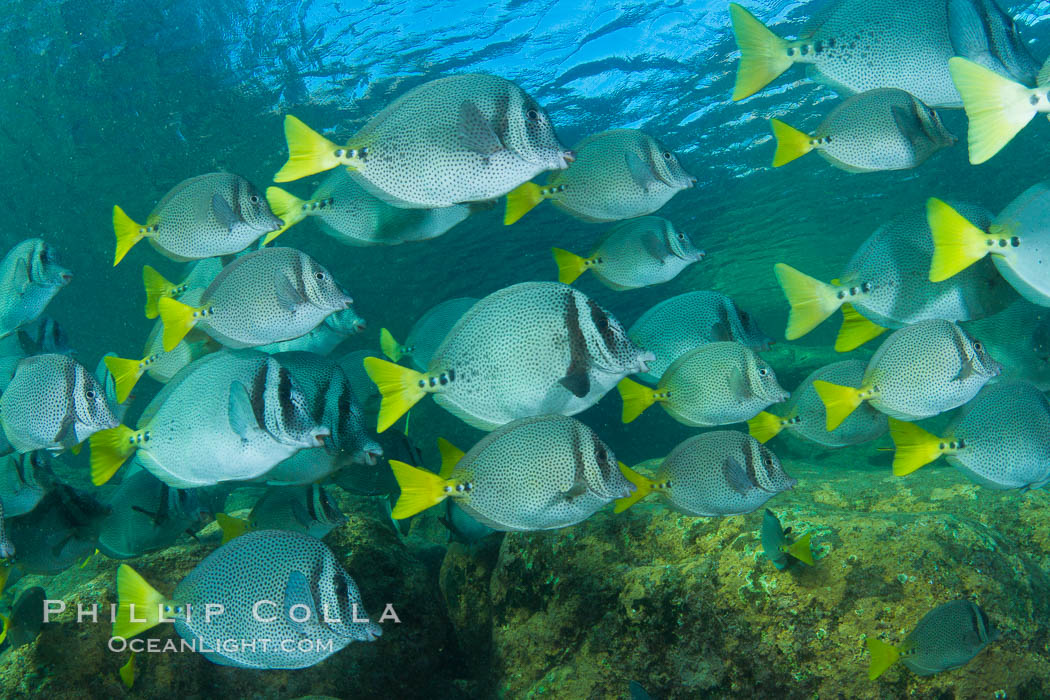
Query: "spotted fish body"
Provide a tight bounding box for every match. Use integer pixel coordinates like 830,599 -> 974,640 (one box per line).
976,181 -> 1050,306
0,451 -> 51,516
168,247 -> 354,349
862,320 -> 1000,420
317,74 -> 571,208
97,466 -> 206,559
936,381 -> 1050,490
142,289 -> 220,384
0,354 -> 117,453
291,170 -> 485,246
168,530 -> 381,668
947,0 -> 1040,86
256,307 -> 367,356
102,351 -> 328,489
400,297 -> 477,371
653,343 -> 789,427
440,415 -> 633,530
839,202 -> 1015,328
649,431 -> 795,516
962,300 -> 1050,390
793,88 -> 955,172
122,173 -> 282,261
247,485 -> 347,538
421,282 -> 652,430
563,217 -> 706,290
546,130 -> 695,222
259,352 -> 381,485
899,600 -> 999,675
628,291 -> 771,384
772,360 -> 887,447
0,239 -> 71,339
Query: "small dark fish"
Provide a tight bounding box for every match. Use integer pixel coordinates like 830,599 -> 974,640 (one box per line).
6,484 -> 110,574
760,509 -> 814,569
0,586 -> 46,650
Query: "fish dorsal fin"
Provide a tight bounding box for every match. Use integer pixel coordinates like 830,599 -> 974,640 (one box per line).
457,101 -> 504,157
211,194 -> 240,232
624,151 -> 657,192
282,570 -> 318,633
227,381 -> 262,438
274,273 -> 307,311
723,456 -> 752,495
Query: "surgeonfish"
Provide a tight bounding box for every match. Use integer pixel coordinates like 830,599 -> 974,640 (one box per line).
615,431 -> 796,516
0,451 -> 53,517
380,297 -> 477,371
256,308 -> 366,356
265,170 -> 491,246
141,258 -> 223,319
775,201 -> 1016,350
388,415 -> 633,530
618,342 -> 788,426
728,0 -> 1035,107
867,600 -> 999,679
0,354 -> 118,454
217,484 -> 347,542
157,247 -> 354,352
927,185 -> 1050,307
888,381 -> 1050,489
0,586 -> 46,650
551,217 -> 706,289
628,291 -> 772,383
812,319 -> 1000,430
275,74 -> 573,208
748,360 -> 887,447
0,239 -> 72,339
962,299 -> 1050,390
760,509 -> 814,569
114,530 -> 381,668
5,484 -> 110,574
89,350 -> 329,488
364,282 -> 653,432
112,173 -> 282,265
505,129 -> 695,224
770,88 -> 955,172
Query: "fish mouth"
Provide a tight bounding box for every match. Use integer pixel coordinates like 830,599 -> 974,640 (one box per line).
353,320 -> 367,333
355,446 -> 382,466
635,350 -> 657,374
558,150 -> 576,168
694,250 -> 707,262
307,427 -> 331,447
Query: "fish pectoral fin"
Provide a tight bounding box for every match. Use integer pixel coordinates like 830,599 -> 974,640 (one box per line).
561,478 -> 589,500
889,104 -> 928,150
728,366 -> 754,399
274,273 -> 307,311
227,381 -> 263,439
290,499 -> 313,527
457,100 -> 505,157
641,231 -> 670,262
282,570 -> 319,633
211,193 -> 241,232
624,151 -> 658,192
722,457 -> 752,495
558,371 -> 591,399
11,258 -> 29,295
130,505 -> 161,526
50,533 -> 74,558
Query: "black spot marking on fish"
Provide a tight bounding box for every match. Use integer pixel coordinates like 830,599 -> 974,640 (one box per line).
276,366 -> 297,433
559,291 -> 591,398
590,430 -> 614,484
249,363 -> 270,430
564,426 -> 588,500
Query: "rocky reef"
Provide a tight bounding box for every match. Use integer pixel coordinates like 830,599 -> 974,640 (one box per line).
0,449 -> 1048,698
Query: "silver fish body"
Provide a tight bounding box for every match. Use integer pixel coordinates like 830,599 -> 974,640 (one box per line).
0,239 -> 71,339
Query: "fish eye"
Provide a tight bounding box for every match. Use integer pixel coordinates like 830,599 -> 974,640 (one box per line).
758,367 -> 768,377
973,341 -> 983,351
526,108 -> 540,121
662,151 -> 672,160
595,447 -> 607,462
315,272 -> 326,281
765,457 -> 774,468
250,194 -> 260,204
677,232 -> 685,240
596,317 -> 609,331
85,390 -> 95,399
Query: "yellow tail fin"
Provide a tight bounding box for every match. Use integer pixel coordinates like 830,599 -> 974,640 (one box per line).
263,187 -> 308,245
812,380 -> 864,431
89,425 -> 139,485
104,355 -> 147,405
504,182 -> 547,225
866,637 -> 901,680
617,377 -> 660,423
113,205 -> 147,267
437,437 -> 466,479
274,115 -> 353,183
119,651 -> 136,689
216,512 -> 251,543
390,460 -> 451,519
784,532 -> 814,565
142,265 -> 175,320
0,613 -> 8,646
614,462 -> 655,513
770,119 -> 814,167
362,357 -> 427,432
949,56 -> 1037,165
729,3 -> 794,101
747,411 -> 785,444
158,297 -> 202,352
380,328 -> 403,362
551,247 -> 588,284
926,198 -> 990,282
774,263 -> 842,340
888,418 -> 945,476
835,304 -> 887,352
114,564 -> 168,639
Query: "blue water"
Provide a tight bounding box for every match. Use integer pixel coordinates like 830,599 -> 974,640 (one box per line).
2,0 -> 1050,697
